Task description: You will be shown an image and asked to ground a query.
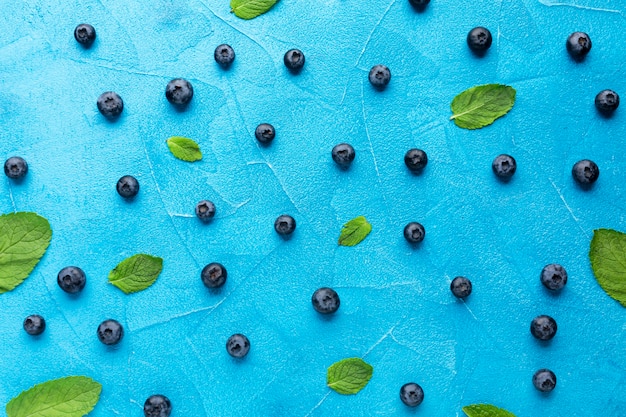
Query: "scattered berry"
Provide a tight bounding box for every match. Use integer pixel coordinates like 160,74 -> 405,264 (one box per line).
404,148 -> 428,173
540,264 -> 568,291
4,156 -> 28,179
201,262 -> 227,289
400,382 -> 424,407
23,314 -> 46,336
566,32 -> 591,61
311,287 -> 340,314
368,65 -> 391,90
226,333 -> 250,358
284,49 -> 305,72
403,222 -> 425,244
214,44 -> 235,67
274,214 -> 296,236
595,89 -> 619,115
450,276 -> 472,298
408,0 -> 430,11
97,319 -> 124,345
166,78 -> 194,107
533,369 -> 557,392
195,200 -> 216,221
97,92 -> 124,119
255,123 -> 275,145
492,154 -> 517,179
530,315 -> 557,341
144,394 -> 172,417
117,175 -> 140,199
572,159 -> 599,186
74,23 -> 96,47
57,266 -> 86,294
331,143 -> 355,168
467,27 -> 492,53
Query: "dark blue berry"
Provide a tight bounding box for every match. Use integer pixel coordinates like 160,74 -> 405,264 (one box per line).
166,78 -> 194,107
368,65 -> 391,90
400,382 -> 424,407
226,333 -> 250,358
332,143 -> 355,168
57,266 -> 86,294
284,49 -> 305,72
404,148 -> 428,173
530,315 -> 557,341
533,369 -> 557,392
312,287 -> 340,314
144,394 -> 172,417
404,222 -> 425,244
595,89 -> 619,115
492,154 -> 516,179
117,175 -> 139,198
274,215 -> 296,236
97,92 -> 124,119
572,159 -> 599,186
23,314 -> 46,336
540,263 -> 567,291
201,262 -> 227,288
195,200 -> 216,221
408,0 -> 430,11
467,27 -> 492,54
97,319 -> 124,345
566,32 -> 591,61
450,276 -> 472,298
74,24 -> 96,47
4,156 -> 28,179
255,123 -> 275,145
214,44 -> 235,67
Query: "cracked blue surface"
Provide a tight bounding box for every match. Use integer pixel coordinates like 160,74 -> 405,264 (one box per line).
1,0 -> 626,415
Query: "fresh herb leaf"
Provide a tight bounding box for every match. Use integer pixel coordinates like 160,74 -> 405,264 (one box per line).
450,84 -> 516,129
338,216 -> 372,247
327,357 -> 373,395
108,254 -> 163,294
589,228 -> 626,307
462,404 -> 516,417
230,0 -> 278,19
0,212 -> 52,294
166,136 -> 202,162
6,376 -> 101,417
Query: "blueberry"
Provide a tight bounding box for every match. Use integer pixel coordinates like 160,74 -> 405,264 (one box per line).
166,78 -> 194,107
467,27 -> 492,54
450,276 -> 472,298
143,394 -> 172,417
403,222 -> 425,244
540,263 -> 568,291
195,200 -> 216,222
201,262 -> 227,289
400,382 -> 424,407
284,49 -> 305,72
533,369 -> 557,392
595,89 -> 619,115
117,175 -> 140,199
492,154 -> 516,179
74,23 -> 96,47
255,123 -> 275,145
23,314 -> 46,336
566,32 -> 591,61
368,65 -> 391,90
404,148 -> 428,173
274,214 -> 296,236
226,333 -> 250,358
57,266 -> 86,294
97,92 -> 124,119
331,143 -> 355,168
97,319 -> 124,345
408,0 -> 430,11
312,287 -> 340,314
214,44 -> 235,68
530,315 -> 557,341
572,159 -> 599,186
4,156 -> 28,179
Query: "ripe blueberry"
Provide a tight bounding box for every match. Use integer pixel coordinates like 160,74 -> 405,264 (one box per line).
214,44 -> 235,67
595,89 -> 619,115
166,78 -> 194,107
331,143 -> 355,168
117,175 -> 140,198
284,49 -> 305,72
226,333 -> 250,358
533,369 -> 557,392
274,214 -> 296,236
195,200 -> 216,222
572,159 -> 599,186
97,319 -> 124,345
400,382 -> 424,407
368,65 -> 391,90
404,148 -> 428,173
57,266 -> 86,294
144,394 -> 172,417
530,315 -> 557,341
408,0 -> 430,11
312,287 -> 340,314
4,156 -> 28,179
566,32 -> 591,61
467,27 -> 492,54
255,123 -> 275,145
201,262 -> 227,288
23,314 -> 46,336
97,92 -> 124,119
492,154 -> 516,179
403,222 -> 425,244
540,263 -> 567,291
450,276 -> 472,298
74,24 -> 96,47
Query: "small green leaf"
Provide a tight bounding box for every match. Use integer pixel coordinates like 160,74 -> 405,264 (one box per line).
327,357 -> 373,395
589,228 -> 626,307
166,136 -> 202,162
230,0 -> 278,19
450,84 -> 516,129
6,376 -> 101,417
108,254 -> 163,294
0,212 -> 52,294
338,216 -> 372,247
462,404 -> 517,417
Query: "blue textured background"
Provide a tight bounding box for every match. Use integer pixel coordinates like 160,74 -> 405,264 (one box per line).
1,0 -> 625,415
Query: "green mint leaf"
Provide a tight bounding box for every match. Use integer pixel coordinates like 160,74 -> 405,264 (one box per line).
450,84 -> 516,129
108,253 -> 163,294
462,404 -> 517,417
338,216 -> 372,247
0,212 -> 52,294
327,357 -> 373,395
230,0 -> 278,19
589,228 -> 626,307
6,376 -> 101,417
166,136 -> 202,162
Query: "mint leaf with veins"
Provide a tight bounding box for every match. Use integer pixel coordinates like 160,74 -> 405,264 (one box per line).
338,216 -> 372,247
166,136 -> 202,162
327,357 -> 373,395
108,254 -> 163,294
589,228 -> 626,307
450,84 -> 516,129
462,404 -> 516,417
230,0 -> 278,19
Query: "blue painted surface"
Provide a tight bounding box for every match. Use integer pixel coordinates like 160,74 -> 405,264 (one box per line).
1,0 -> 625,415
